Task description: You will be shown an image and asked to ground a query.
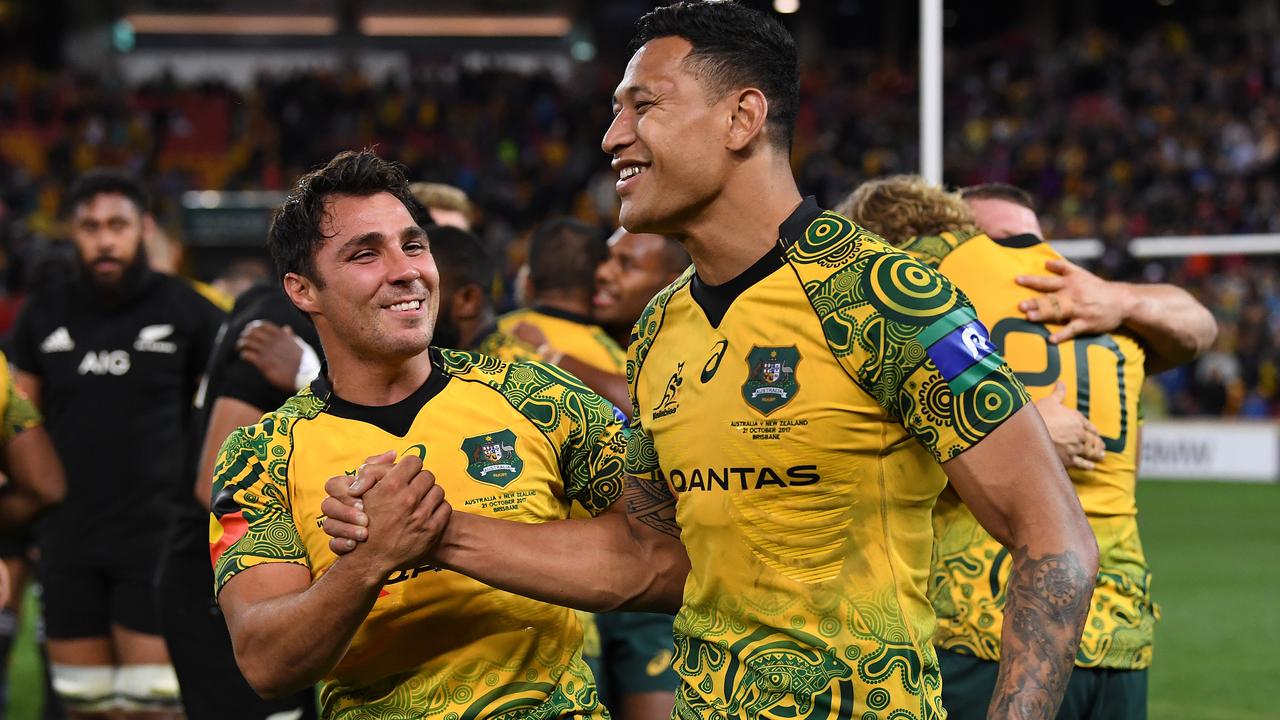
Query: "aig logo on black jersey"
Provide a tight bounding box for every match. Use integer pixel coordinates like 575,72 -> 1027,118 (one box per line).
134,324 -> 178,354
78,350 -> 131,376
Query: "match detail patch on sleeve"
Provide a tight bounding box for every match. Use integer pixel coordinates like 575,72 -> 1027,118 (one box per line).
918,306 -> 1003,395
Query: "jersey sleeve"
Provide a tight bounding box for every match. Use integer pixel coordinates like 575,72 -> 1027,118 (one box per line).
209,418 -> 309,595
791,216 -> 1030,462
506,361 -> 626,516
1,373 -> 41,441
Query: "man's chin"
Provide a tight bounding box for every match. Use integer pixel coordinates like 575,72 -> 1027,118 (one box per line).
89,269 -> 125,289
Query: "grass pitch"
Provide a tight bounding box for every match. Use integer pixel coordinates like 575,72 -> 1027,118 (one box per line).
5,480 -> 1278,718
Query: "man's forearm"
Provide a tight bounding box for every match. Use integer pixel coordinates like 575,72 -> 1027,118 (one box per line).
988,544 -> 1096,719
0,492 -> 48,531
1122,284 -> 1217,372
225,556 -> 386,698
556,355 -> 631,411
432,511 -> 687,613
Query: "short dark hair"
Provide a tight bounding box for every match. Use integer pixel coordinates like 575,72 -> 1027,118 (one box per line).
427,225 -> 494,295
64,168 -> 150,217
959,183 -> 1037,210
630,1 -> 799,150
527,218 -> 605,297
268,150 -> 428,284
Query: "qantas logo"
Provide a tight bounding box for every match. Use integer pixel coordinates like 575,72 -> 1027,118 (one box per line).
40,327 -> 74,353
134,324 -> 178,354
660,464 -> 819,492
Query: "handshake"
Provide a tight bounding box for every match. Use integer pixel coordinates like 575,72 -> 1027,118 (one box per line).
320,450 -> 453,576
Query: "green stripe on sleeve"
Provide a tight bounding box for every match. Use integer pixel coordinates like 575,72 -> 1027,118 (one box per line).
949,353 -> 1006,395
918,306 -> 978,349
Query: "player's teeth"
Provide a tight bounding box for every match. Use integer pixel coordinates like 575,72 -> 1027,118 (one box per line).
621,166 -> 645,180
391,300 -> 420,311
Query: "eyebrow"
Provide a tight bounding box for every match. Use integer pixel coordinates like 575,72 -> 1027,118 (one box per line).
612,83 -> 652,108
336,226 -> 425,256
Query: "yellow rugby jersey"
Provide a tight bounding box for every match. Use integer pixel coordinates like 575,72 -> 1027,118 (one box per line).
485,307 -> 626,374
903,231 -> 1155,670
210,349 -> 626,719
0,352 -> 41,440
625,199 -> 1029,720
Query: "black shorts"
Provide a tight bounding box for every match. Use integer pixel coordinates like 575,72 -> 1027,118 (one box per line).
38,549 -> 163,639
939,648 -> 1148,720
156,517 -> 316,720
595,611 -> 680,704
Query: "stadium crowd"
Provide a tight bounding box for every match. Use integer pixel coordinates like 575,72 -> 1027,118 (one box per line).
0,22 -> 1276,417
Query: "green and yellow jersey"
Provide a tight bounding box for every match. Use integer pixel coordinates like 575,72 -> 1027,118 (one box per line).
0,352 -> 41,439
625,199 -> 1029,719
209,349 -> 626,719
474,307 -> 626,680
480,307 -> 626,375
903,231 -> 1155,670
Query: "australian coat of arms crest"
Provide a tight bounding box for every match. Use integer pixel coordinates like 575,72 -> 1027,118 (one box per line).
743,346 -> 800,416
460,429 -> 523,487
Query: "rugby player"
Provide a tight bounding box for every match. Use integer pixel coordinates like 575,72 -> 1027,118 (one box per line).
9,168 -> 224,718
476,218 -> 631,409
324,3 -> 1099,718
156,281 -> 320,720
841,175 -> 1216,719
210,150 -> 624,718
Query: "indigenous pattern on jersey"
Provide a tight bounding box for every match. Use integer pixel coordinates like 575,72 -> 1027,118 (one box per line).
904,230 -> 1156,670
210,349 -> 625,719
625,198 -> 1028,720
0,352 -> 41,440
481,307 -> 626,374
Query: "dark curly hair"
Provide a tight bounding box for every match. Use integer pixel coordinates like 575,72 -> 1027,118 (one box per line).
64,168 -> 150,217
268,149 -> 429,285
629,1 -> 799,151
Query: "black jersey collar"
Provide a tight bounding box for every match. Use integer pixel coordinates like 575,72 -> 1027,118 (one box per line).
689,196 -> 820,328
310,348 -> 451,437
531,304 -> 595,326
992,232 -> 1044,249
777,195 -> 824,250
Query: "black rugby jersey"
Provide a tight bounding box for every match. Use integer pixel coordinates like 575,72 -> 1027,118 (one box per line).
8,269 -> 223,557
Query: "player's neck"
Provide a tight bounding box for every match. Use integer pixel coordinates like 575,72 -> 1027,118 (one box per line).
458,308 -> 495,351
681,169 -> 802,286
325,347 -> 434,407
533,292 -> 593,320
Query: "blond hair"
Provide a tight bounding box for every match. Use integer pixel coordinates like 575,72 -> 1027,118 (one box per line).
409,182 -> 473,220
837,174 -> 978,247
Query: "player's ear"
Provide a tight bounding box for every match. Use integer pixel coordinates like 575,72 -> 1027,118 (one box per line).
725,88 -> 768,152
454,284 -> 484,320
283,272 -> 320,314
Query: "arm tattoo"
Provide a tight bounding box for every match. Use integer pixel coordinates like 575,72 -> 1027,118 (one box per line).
988,546 -> 1094,719
623,474 -> 681,539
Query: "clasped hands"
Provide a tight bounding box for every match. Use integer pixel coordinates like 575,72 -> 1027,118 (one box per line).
320,450 -> 452,575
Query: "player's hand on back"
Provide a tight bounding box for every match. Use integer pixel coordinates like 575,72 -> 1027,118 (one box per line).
238,320 -> 304,392
1016,258 -> 1133,343
1033,382 -> 1105,471
343,453 -> 452,574
511,321 -> 549,349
